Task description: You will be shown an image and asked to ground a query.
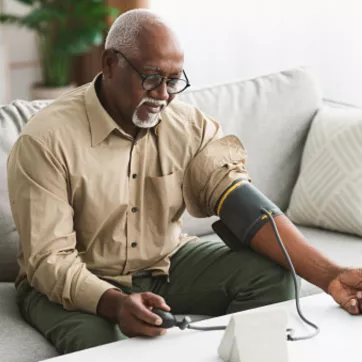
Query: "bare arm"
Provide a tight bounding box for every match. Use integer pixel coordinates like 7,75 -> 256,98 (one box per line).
250,215 -> 362,315
251,215 -> 341,292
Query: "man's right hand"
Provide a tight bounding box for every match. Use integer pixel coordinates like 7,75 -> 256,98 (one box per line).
97,289 -> 170,337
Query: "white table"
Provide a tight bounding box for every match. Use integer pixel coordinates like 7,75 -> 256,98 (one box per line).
42,293 -> 361,362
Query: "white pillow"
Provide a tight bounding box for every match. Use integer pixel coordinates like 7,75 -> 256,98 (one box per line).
287,106 -> 362,237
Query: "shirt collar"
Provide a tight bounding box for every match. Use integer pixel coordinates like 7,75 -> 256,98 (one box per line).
85,73 -> 163,146
85,73 -> 120,147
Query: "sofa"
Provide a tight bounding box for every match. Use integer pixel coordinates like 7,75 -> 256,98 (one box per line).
1,67 -> 362,362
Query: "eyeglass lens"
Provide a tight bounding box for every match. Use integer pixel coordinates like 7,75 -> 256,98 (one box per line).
142,75 -> 188,94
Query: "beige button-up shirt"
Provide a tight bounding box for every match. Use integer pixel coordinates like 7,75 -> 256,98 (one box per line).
7,75 -> 249,314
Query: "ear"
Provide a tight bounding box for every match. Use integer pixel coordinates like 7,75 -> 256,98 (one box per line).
102,49 -> 119,80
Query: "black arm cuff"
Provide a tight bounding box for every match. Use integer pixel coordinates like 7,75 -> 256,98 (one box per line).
213,180 -> 283,248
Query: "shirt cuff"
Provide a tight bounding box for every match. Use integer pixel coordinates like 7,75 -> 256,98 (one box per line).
74,274 -> 119,314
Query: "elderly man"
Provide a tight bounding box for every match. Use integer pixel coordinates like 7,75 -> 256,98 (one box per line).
7,9 -> 362,355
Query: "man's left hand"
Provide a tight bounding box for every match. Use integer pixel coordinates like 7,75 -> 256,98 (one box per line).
328,268 -> 362,315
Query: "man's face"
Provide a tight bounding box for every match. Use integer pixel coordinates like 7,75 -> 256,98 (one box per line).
103,23 -> 184,129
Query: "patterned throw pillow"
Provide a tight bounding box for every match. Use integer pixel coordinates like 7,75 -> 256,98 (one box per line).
287,106 -> 362,237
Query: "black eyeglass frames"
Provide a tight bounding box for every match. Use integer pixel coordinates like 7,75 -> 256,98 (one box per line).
113,49 -> 191,94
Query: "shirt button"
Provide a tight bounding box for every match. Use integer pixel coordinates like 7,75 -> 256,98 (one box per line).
132,174 -> 137,179
131,242 -> 137,248
131,207 -> 137,213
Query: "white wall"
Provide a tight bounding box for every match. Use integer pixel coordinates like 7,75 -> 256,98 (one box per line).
0,29 -> 8,104
1,0 -> 362,106
0,0 -> 10,104
1,0 -> 41,101
151,0 -> 362,107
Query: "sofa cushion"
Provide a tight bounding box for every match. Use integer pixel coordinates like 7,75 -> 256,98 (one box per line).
0,283 -> 57,362
179,67 -> 322,237
199,224 -> 362,297
0,100 -> 51,282
0,163 -> 19,282
287,106 -> 362,237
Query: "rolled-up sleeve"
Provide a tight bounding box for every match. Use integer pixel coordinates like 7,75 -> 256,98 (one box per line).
7,135 -> 114,314
183,135 -> 250,218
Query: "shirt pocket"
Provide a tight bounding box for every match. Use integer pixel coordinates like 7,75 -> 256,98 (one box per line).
144,171 -> 184,236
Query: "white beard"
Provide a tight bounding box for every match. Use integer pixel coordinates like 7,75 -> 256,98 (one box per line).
132,97 -> 167,129
132,111 -> 160,128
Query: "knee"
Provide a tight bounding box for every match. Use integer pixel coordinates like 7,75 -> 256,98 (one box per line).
227,262 -> 300,314
56,315 -> 126,354
75,318 -> 124,351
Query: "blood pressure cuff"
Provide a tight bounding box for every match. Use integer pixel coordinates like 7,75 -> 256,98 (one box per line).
212,180 -> 283,249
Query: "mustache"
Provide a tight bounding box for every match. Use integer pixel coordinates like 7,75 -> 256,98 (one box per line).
138,97 -> 167,108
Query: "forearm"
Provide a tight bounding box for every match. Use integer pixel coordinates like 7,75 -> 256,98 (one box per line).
251,215 -> 342,292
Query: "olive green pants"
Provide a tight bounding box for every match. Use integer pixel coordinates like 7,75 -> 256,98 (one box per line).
16,240 -> 297,355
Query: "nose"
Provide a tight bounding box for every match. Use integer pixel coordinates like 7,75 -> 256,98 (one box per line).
149,80 -> 169,101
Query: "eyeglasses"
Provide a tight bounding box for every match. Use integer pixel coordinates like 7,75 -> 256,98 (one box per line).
113,49 -> 191,94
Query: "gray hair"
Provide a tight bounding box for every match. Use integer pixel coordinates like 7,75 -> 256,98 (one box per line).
105,9 -> 168,66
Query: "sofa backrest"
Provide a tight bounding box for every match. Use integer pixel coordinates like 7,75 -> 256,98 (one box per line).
0,100 -> 51,282
178,67 -> 322,236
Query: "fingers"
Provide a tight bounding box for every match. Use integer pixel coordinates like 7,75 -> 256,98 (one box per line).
116,292 -> 171,338
343,298 -> 360,315
131,302 -> 163,326
142,292 -> 171,311
120,316 -> 167,338
357,292 -> 362,312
